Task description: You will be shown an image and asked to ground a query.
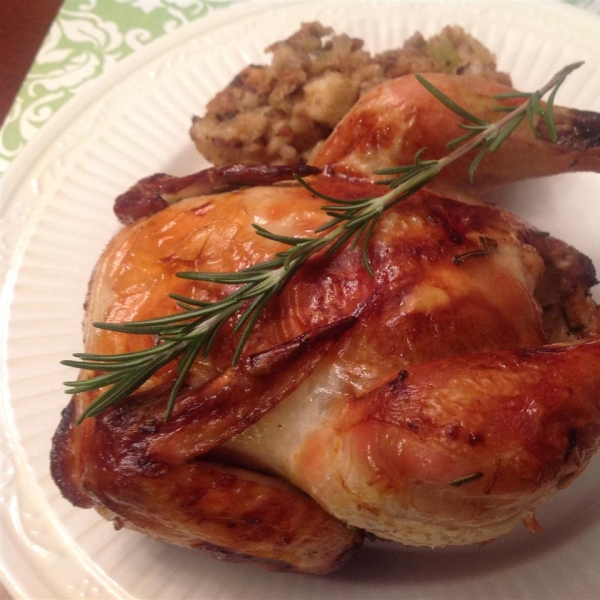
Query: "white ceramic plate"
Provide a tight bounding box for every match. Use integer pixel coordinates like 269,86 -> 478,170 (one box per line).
2,1 -> 600,598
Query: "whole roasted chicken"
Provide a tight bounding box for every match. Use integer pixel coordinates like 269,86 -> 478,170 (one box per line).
52,72 -> 600,574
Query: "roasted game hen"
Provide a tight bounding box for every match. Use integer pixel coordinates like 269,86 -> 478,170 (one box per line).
52,73 -> 600,574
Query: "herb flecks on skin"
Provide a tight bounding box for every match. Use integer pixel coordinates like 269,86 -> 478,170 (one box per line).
450,472 -> 485,487
453,236 -> 499,265
63,63 -> 583,423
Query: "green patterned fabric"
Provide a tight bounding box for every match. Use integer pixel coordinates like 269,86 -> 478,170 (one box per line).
562,0 -> 599,7
0,0 -> 234,175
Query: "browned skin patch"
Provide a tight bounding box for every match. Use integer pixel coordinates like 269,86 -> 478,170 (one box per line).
53,168 -> 600,570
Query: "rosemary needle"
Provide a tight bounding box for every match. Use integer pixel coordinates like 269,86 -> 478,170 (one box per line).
63,62 -> 583,423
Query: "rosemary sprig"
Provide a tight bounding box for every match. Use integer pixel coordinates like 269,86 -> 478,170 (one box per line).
63,62 -> 582,423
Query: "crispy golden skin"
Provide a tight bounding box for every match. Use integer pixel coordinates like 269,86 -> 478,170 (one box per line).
312,74 -> 600,199
52,74 -> 600,573
52,179 -> 600,570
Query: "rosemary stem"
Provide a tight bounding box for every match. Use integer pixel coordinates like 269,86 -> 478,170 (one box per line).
186,302 -> 239,339
64,62 -> 583,422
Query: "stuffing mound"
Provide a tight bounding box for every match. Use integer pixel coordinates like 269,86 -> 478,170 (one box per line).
190,22 -> 510,166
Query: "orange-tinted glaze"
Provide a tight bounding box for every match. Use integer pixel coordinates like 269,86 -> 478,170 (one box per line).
312,74 -> 600,198
51,72 -> 600,573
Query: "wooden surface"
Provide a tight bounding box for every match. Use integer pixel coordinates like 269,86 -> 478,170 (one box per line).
0,7 -> 61,595
0,0 -> 64,125
0,3 -> 64,591
0,3 -> 63,594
